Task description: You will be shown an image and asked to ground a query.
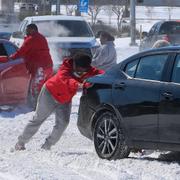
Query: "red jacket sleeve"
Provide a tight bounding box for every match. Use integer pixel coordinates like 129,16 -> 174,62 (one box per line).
82,67 -> 104,88
57,58 -> 79,93
9,36 -> 33,59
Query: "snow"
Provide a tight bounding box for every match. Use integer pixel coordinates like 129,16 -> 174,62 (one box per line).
1,6 -> 180,180
1,37 -> 180,180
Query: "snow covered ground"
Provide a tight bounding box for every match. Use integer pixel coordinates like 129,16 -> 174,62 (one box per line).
1,37 -> 180,180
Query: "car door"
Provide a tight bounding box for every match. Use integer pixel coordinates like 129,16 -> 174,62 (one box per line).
112,53 -> 169,146
0,41 -> 30,105
159,53 -> 180,145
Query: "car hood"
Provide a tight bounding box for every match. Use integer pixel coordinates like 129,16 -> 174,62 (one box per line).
47,37 -> 99,48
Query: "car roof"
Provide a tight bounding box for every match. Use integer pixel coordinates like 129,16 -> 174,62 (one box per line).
155,20 -> 180,25
120,46 -> 180,65
24,15 -> 86,21
140,45 -> 180,55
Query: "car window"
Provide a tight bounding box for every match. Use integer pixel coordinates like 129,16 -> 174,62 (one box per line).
124,59 -> 139,77
171,54 -> 180,83
3,42 -> 17,56
154,22 -> 161,34
19,20 -> 28,35
149,23 -> 158,36
159,21 -> 180,34
135,54 -> 168,81
0,43 -> 7,56
34,20 -> 94,37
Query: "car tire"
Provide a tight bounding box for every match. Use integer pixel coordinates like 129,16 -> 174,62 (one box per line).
93,111 -> 130,160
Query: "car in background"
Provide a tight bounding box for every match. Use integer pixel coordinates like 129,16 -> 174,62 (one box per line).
139,20 -> 180,51
0,39 -> 37,108
78,46 -> 180,160
10,15 -> 99,71
0,32 -> 11,40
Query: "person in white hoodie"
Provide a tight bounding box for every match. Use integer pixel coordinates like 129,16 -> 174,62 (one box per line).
91,31 -> 117,71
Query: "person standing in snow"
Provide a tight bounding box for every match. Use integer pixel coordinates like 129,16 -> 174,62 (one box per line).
10,24 -> 53,105
15,53 -> 104,151
91,31 -> 117,71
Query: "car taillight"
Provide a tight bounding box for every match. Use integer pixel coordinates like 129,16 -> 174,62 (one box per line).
162,34 -> 170,42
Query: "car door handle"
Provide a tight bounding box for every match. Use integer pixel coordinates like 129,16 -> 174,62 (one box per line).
114,82 -> 126,89
161,92 -> 173,99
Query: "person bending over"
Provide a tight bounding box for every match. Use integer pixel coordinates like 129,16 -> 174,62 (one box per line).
15,53 -> 104,151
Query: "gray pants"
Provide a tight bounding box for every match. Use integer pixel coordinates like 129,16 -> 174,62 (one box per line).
18,85 -> 72,147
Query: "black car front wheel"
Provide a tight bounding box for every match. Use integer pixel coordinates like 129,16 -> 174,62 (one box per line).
93,111 -> 130,160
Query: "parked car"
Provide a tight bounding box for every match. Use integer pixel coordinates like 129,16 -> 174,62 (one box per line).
139,20 -> 180,51
78,46 -> 180,160
0,32 -> 11,40
10,15 -> 99,71
0,39 -> 36,108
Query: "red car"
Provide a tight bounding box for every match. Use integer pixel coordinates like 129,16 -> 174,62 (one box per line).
0,39 -> 31,106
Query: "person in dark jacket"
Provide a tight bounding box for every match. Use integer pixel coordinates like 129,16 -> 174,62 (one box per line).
10,24 -> 53,102
91,31 -> 117,71
15,53 -> 104,151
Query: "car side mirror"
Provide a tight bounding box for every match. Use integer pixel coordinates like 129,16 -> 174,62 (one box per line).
142,31 -> 148,38
12,31 -> 24,39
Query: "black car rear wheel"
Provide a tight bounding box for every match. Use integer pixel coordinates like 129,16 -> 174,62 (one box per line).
94,111 -> 130,160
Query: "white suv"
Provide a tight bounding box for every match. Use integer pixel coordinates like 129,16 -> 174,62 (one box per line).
10,15 -> 99,71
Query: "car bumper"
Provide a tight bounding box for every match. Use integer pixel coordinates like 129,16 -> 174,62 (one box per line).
77,95 -> 95,140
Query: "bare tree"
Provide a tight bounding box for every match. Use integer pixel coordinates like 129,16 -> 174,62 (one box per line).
88,5 -> 101,25
63,0 -> 79,15
145,6 -> 154,20
65,5 -> 77,15
112,2 -> 125,32
103,5 -> 113,25
164,0 -> 173,20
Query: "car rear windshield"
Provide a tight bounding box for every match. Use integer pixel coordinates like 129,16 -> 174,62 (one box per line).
33,20 -> 94,37
159,21 -> 180,34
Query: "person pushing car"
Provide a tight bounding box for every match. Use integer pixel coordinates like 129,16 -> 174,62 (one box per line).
15,53 -> 104,151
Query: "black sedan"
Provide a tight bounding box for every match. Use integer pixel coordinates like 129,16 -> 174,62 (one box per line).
78,46 -> 180,160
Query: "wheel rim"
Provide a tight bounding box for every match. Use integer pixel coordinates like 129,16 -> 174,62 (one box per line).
95,114 -> 118,158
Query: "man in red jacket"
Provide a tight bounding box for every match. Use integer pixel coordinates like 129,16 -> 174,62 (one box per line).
10,24 -> 53,105
15,53 -> 104,150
